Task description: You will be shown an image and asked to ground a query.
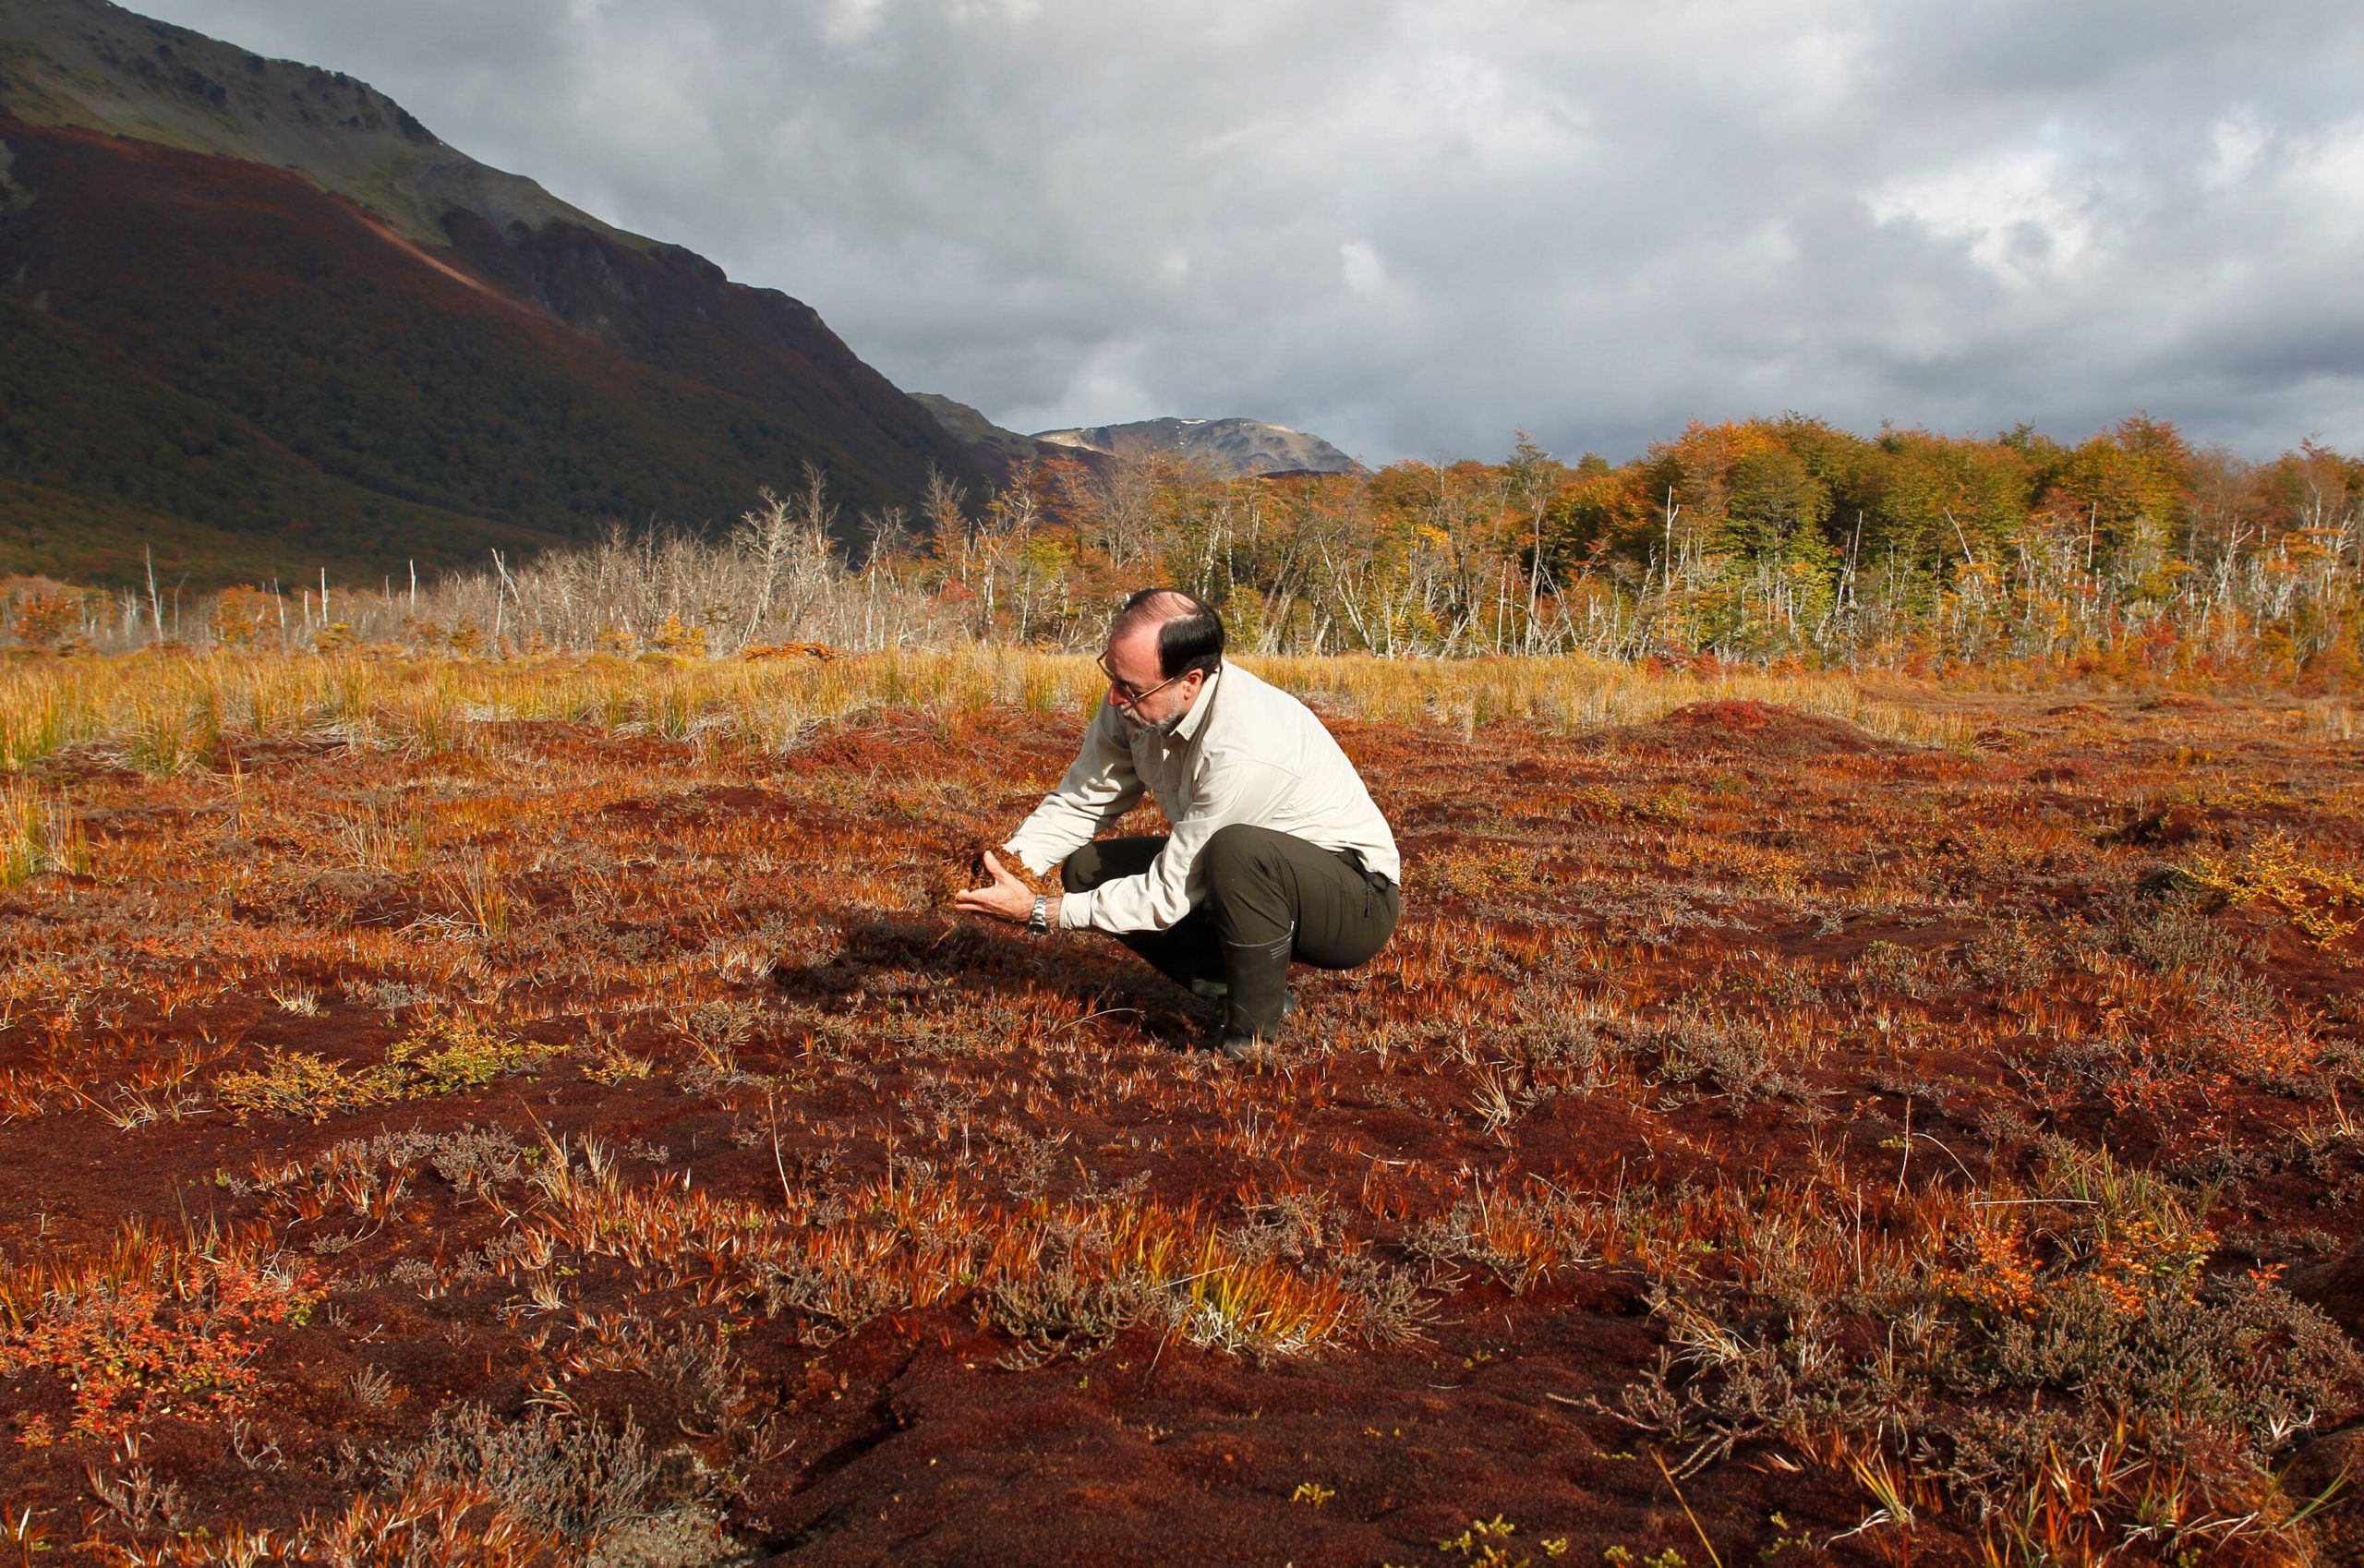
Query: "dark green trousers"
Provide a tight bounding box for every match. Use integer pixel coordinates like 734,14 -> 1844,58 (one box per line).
1061,826 -> 1400,1037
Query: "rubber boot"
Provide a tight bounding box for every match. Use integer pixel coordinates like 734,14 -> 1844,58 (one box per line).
1199,983 -> 1294,1053
1215,924 -> 1296,1060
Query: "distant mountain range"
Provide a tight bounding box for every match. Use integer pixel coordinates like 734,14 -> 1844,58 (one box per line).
1037,416 -> 1362,477
0,0 -> 983,587
914,397 -> 1363,484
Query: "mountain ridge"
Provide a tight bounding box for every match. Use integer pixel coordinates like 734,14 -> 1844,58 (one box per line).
1034,416 -> 1363,477
0,0 -> 984,587
915,397 -> 1363,482
0,0 -> 640,248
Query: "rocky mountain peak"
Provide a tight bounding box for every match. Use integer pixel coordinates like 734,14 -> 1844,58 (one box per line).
1033,416 -> 1362,477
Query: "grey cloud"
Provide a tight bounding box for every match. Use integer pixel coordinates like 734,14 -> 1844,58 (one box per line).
131,0 -> 2364,464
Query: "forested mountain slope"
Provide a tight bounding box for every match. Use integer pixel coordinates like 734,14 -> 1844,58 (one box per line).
0,0 -> 982,587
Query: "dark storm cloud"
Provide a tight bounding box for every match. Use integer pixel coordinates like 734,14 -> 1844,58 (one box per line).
133,0 -> 2364,463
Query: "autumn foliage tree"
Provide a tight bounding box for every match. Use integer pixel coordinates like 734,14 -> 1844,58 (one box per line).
6,584 -> 90,651
55,413 -> 2364,684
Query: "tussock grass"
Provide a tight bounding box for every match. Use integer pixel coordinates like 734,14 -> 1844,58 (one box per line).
0,780 -> 86,886
0,647 -> 1968,778
1253,652 -> 1972,747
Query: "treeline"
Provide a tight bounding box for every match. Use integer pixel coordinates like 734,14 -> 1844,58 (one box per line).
9,415 -> 2360,683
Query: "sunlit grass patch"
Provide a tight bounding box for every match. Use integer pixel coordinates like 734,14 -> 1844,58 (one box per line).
300,1473 -> 567,1568
1170,1238 -> 1354,1357
0,679 -> 77,772
1096,1206 -> 1358,1357
0,781 -> 87,887
1407,1181 -> 1604,1293
432,851 -> 513,936
0,646 -> 1997,778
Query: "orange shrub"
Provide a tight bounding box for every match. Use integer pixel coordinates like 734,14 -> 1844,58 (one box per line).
209,586 -> 278,647
8,589 -> 83,651
0,1229 -> 322,1441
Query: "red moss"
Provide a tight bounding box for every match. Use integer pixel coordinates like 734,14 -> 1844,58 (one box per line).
0,686 -> 2357,1562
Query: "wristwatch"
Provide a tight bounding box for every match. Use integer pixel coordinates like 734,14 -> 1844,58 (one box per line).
1027,893 -> 1051,935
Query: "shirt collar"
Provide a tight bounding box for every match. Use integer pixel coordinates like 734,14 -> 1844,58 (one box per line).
1168,664 -> 1221,742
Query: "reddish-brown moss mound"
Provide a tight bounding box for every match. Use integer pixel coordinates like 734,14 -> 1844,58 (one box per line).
1632,699 -> 1897,758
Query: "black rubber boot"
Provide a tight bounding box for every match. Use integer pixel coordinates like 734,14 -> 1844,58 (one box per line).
1220,923 -> 1297,1040
1203,988 -> 1293,1057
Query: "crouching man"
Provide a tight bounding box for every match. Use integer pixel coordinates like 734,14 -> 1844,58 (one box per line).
953,588 -> 1401,1061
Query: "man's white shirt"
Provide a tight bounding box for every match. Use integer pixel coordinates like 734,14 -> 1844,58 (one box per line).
1001,662 -> 1401,934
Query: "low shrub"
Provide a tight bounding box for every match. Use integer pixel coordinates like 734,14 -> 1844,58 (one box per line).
374,1402 -> 666,1546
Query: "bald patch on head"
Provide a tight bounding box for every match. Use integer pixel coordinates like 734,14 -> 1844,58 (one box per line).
1110,588 -> 1201,644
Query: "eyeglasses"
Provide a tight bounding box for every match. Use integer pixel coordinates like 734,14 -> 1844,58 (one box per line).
1096,649 -> 1191,708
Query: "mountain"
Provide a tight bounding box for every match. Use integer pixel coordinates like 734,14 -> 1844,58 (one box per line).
0,0 -> 639,249
910,392 -> 1108,485
0,0 -> 983,588
911,394 -> 1053,472
1032,416 -> 1363,478
913,399 -> 1366,485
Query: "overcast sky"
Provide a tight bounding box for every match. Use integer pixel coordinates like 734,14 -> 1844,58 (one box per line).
135,0 -> 2364,465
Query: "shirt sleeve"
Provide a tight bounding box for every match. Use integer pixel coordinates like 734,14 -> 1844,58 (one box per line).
1059,758 -> 1284,934
1000,701 -> 1146,878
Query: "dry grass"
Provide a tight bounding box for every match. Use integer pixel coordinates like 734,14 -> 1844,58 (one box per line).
0,645 -> 1975,779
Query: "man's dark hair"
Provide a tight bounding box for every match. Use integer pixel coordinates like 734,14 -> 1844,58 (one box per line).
1112,587 -> 1224,679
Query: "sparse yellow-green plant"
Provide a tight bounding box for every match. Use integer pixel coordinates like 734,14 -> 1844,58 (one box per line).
214,1049 -> 379,1121
1411,1515 -> 1571,1568
216,1017 -> 546,1119
2183,828 -> 2364,945
374,1014 -> 548,1097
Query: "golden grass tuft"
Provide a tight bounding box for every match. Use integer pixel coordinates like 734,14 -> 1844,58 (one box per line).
0,781 -> 86,887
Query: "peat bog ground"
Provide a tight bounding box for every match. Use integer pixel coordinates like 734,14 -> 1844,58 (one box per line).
1,656 -> 2360,1566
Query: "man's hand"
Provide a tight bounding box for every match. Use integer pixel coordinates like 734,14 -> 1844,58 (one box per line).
953,850 -> 1056,927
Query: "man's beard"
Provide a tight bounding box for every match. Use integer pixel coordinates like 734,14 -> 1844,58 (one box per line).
1118,704 -> 1184,739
